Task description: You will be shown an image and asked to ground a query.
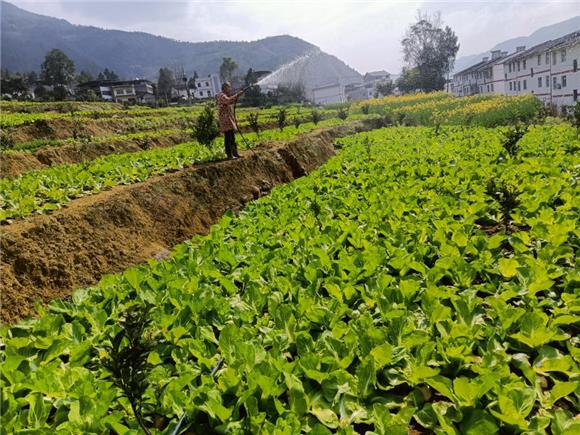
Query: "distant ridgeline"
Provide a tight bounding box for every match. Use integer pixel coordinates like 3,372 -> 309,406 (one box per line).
0,0 -> 360,86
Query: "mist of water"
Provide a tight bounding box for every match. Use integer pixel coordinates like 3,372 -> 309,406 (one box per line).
255,49 -> 320,90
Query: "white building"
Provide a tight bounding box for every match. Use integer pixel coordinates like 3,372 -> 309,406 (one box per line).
345,70 -> 392,101
193,74 -> 221,99
452,30 -> 580,112
311,82 -> 346,105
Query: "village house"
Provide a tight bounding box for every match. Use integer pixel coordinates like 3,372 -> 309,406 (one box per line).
345,70 -> 392,101
76,79 -> 155,103
171,73 -> 222,101
452,30 -> 580,112
311,82 -> 346,105
193,74 -> 222,99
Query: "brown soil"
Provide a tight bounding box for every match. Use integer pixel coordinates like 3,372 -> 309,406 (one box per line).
1,132 -> 190,178
7,116 -> 184,144
2,122 -> 282,178
0,119 -> 384,323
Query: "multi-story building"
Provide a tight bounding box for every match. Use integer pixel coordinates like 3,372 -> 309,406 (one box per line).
77,79 -> 155,103
193,74 -> 221,99
451,50 -> 509,96
311,82 -> 346,105
452,30 -> 579,112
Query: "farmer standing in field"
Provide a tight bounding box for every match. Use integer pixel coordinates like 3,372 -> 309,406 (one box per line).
217,82 -> 245,160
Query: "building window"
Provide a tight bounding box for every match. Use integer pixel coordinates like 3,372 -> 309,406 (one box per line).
205,82 -> 209,86
553,52 -> 556,65
523,60 -> 526,69
562,76 -> 567,88
531,68 -> 534,77
537,55 -> 541,65
517,61 -> 521,71
574,89 -> 578,102
546,53 -> 550,64
553,76 -> 557,88
509,82 -> 512,91
546,76 -> 550,87
574,59 -> 578,72
508,63 -> 512,73
538,77 -> 542,88
491,84 -> 494,92
523,80 -> 527,90
561,49 -> 566,62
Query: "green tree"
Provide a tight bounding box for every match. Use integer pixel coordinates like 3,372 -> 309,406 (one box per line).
374,81 -> 394,97
77,70 -> 94,84
219,57 -> 238,83
40,49 -> 75,85
244,68 -> 257,86
401,11 -> 459,92
157,67 -> 174,102
0,71 -> 28,97
396,67 -> 422,93
53,85 -> 68,101
96,68 -> 120,81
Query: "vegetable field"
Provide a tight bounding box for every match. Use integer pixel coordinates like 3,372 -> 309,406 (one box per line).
2,117 -> 578,432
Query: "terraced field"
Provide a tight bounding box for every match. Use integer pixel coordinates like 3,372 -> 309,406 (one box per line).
1,95 -> 578,433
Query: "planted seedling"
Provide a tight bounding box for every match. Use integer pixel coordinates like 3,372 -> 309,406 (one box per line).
311,109 -> 321,125
486,178 -> 521,233
570,101 -> 580,138
363,136 -> 373,159
337,107 -> 349,121
248,112 -> 260,136
103,304 -> 155,435
501,123 -> 528,158
276,108 -> 287,131
193,103 -> 219,147
293,116 -> 302,130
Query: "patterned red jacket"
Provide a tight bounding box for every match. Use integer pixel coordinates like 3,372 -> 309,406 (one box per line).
217,92 -> 238,133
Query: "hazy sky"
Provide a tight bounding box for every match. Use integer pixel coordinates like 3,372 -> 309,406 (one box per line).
7,0 -> 580,73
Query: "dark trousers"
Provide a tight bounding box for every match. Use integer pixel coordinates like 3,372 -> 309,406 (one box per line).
224,129 -> 239,158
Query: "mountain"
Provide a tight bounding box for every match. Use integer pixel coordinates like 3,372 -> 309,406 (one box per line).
0,1 -> 360,85
453,16 -> 580,73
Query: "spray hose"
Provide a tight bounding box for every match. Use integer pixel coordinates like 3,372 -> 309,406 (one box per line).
233,84 -> 259,156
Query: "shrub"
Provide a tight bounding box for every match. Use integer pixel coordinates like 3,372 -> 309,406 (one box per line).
293,117 -> 302,129
248,112 -> 260,136
501,123 -> 528,158
276,108 -> 287,131
337,107 -> 349,120
568,101 -> 580,137
193,103 -> 219,146
0,131 -> 15,150
361,104 -> 370,115
311,110 -> 321,125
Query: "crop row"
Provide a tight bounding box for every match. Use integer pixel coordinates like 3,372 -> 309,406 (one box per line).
0,100 -> 123,113
0,118 -> 346,221
0,103 -> 336,129
352,92 -> 542,127
2,124 -> 578,433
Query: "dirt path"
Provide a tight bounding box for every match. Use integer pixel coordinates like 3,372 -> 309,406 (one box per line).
0,119 -> 383,323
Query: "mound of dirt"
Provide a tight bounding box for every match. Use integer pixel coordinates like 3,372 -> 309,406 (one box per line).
2,122 -> 283,178
0,119 -> 384,323
1,132 -> 190,178
7,116 -> 184,144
